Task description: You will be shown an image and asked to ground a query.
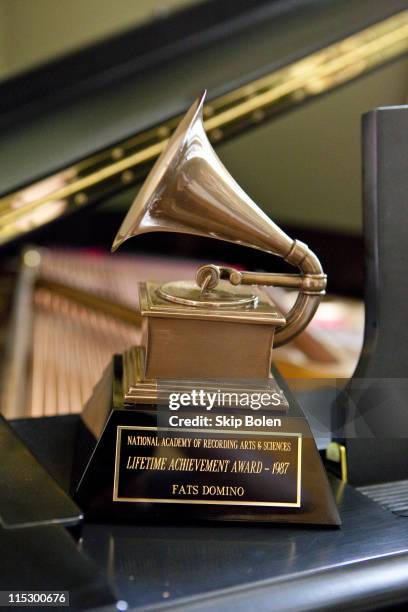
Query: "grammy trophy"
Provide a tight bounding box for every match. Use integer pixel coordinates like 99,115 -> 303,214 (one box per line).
74,91 -> 340,526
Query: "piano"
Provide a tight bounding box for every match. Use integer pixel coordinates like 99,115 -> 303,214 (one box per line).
1,1 -> 408,609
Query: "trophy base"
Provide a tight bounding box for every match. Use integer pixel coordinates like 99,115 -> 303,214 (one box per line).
121,346 -> 289,406
73,352 -> 340,526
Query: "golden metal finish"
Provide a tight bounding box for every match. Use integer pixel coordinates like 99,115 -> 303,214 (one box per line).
123,347 -> 288,406
139,282 -> 285,380
326,442 -> 348,483
140,281 -> 285,325
196,265 -> 327,295
157,281 -> 257,309
112,92 -> 325,345
0,11 -> 407,246
113,424 -> 301,507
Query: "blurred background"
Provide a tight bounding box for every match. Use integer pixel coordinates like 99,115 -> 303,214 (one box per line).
0,0 -> 407,417
0,1 -> 201,79
0,0 -> 406,237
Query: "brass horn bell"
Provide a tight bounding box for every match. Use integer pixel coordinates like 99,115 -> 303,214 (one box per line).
112,91 -> 326,346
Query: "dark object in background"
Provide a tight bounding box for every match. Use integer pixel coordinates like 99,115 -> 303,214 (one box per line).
337,105 -> 408,486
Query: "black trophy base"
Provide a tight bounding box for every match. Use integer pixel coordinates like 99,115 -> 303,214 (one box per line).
73,355 -> 341,526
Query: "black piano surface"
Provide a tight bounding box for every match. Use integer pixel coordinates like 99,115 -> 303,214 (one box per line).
81,479 -> 408,611
4,412 -> 408,611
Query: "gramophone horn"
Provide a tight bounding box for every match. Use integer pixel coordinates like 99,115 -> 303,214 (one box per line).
112,91 -> 326,346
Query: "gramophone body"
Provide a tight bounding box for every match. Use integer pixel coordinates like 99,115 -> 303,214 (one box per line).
137,281 -> 285,382
74,92 -> 340,526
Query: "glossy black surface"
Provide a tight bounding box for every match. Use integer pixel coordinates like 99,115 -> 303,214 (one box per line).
0,523 -> 116,610
81,477 -> 408,609
0,414 -> 82,528
138,551 -> 408,611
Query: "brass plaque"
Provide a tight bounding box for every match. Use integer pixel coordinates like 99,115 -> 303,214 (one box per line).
113,425 -> 302,508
